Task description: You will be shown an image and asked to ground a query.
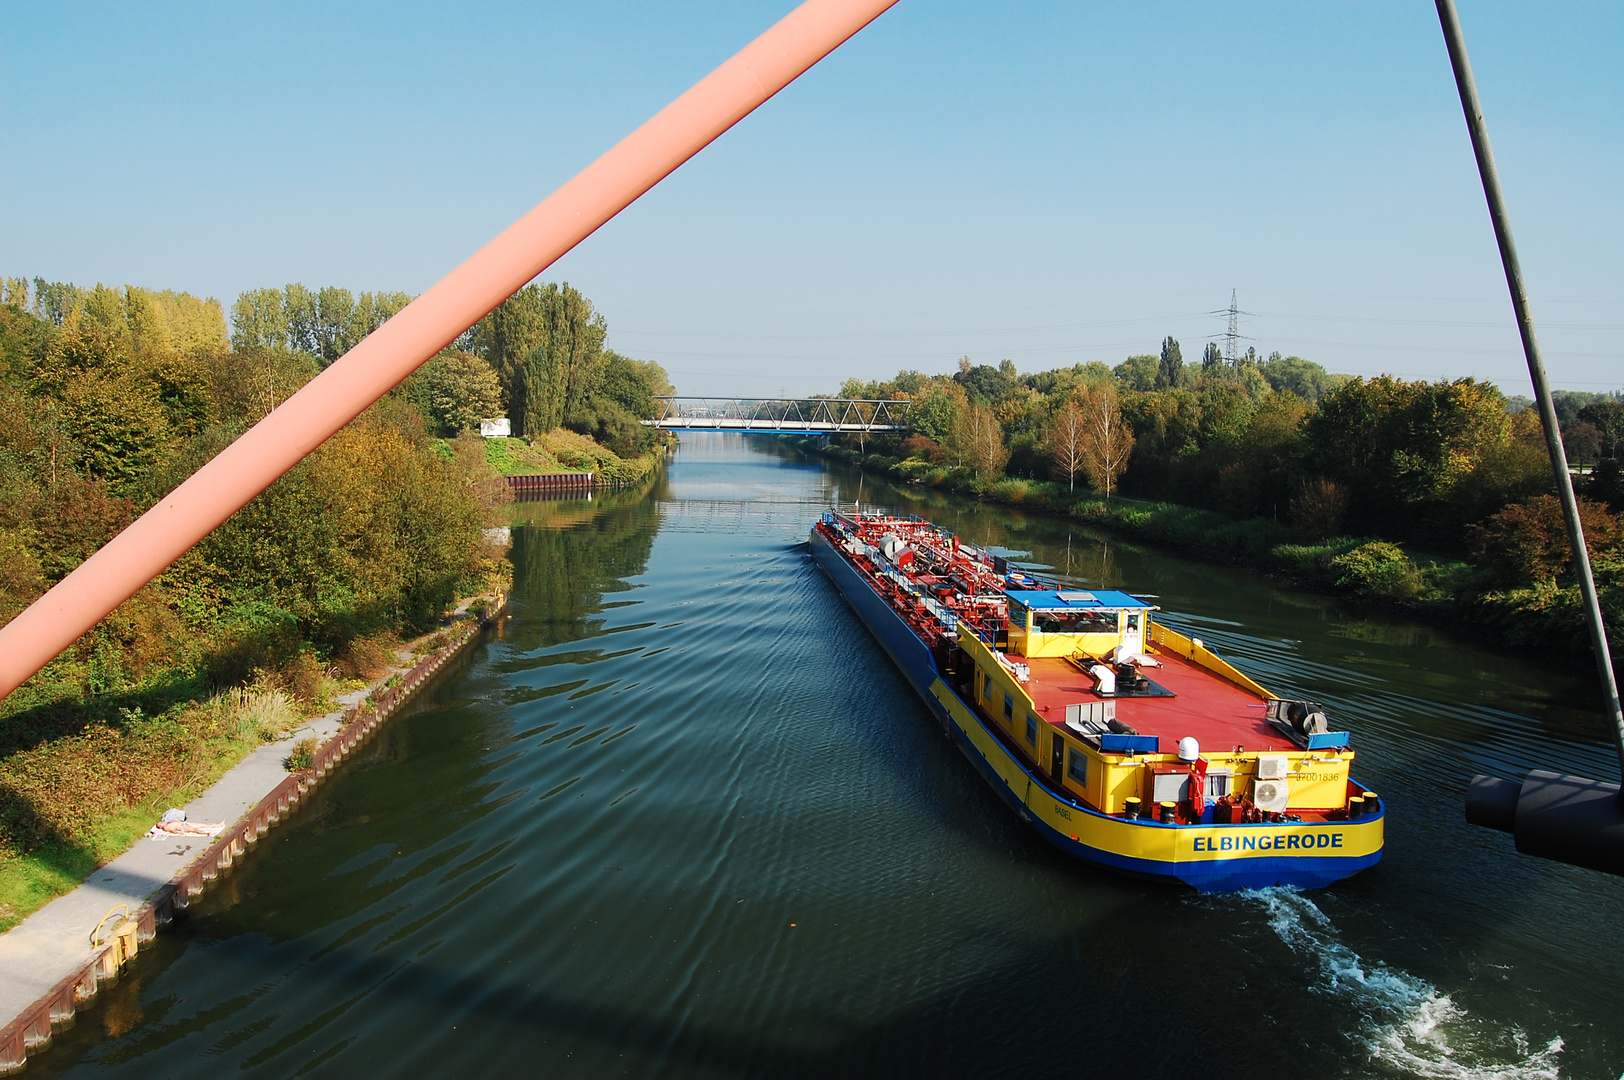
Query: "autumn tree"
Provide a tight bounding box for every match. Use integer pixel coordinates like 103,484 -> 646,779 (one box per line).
1114,354 -> 1159,392
1046,398 -> 1087,490
32,278 -> 85,325
1563,420 -> 1602,466
1290,478 -> 1349,540
908,380 -> 966,444
424,351 -> 504,434
1303,375 -> 1512,546
1467,494 -> 1619,585
950,401 -> 1009,482
1078,383 -> 1135,498
1577,401 -> 1624,459
196,406 -> 494,658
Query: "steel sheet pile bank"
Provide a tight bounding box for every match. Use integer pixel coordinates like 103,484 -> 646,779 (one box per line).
810,512 -> 1384,891
506,472 -> 595,495
0,597 -> 507,1074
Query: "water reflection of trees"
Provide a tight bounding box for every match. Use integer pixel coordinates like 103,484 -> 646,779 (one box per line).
503,481 -> 664,652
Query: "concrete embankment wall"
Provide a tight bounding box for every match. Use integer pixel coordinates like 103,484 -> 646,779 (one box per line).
0,596 -> 508,1074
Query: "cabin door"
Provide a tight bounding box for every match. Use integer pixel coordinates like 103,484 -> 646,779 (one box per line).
1050,733 -> 1065,785
1122,611 -> 1145,657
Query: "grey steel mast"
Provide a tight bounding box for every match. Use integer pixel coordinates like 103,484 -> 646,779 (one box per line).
1434,0 -> 1624,782
1441,0 -> 1624,877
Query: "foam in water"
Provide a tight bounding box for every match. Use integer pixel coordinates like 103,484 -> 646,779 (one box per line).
1246,889 -> 1564,1080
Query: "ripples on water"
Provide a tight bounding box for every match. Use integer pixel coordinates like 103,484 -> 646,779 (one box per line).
31,435 -> 1624,1079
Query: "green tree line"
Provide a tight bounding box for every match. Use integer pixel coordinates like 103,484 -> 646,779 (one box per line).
222,279 -> 674,457
0,274 -> 672,715
0,277 -> 520,720
825,342 -> 1624,601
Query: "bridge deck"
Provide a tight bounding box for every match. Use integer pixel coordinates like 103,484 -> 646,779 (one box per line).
646,397 -> 911,434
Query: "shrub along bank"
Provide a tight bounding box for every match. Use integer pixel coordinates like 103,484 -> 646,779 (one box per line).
475,430 -> 663,487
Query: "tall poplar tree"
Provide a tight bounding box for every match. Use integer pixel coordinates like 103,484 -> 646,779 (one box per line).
229,289 -> 287,352
477,285 -> 548,434
477,282 -> 606,437
1157,336 -> 1183,389
284,284 -> 319,355
315,287 -> 358,364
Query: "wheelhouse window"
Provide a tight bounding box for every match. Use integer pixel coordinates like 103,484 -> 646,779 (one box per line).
1032,609 -> 1120,634
1024,713 -> 1037,747
1067,747 -> 1088,784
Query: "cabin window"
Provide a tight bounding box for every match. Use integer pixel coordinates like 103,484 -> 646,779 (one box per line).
1024,713 -> 1037,747
1004,693 -> 1015,723
1033,609 -> 1120,635
1067,747 -> 1088,784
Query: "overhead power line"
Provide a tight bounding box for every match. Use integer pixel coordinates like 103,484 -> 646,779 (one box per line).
1208,288 -> 1257,364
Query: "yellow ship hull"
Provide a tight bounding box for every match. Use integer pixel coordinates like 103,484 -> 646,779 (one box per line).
811,524 -> 1385,891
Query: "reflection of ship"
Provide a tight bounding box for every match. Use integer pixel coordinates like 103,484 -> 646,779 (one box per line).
810,512 -> 1384,891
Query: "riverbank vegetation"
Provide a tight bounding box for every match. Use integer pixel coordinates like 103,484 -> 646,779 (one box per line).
800,346 -> 1623,666
0,274 -> 669,928
477,429 -> 663,487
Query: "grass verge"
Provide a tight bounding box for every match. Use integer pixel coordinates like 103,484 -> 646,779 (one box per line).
471,431 -> 663,487
0,685 -> 302,931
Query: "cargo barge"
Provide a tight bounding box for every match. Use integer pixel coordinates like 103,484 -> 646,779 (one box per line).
810,512 -> 1383,891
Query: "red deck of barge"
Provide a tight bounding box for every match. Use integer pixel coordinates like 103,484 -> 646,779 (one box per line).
1020,650 -> 1283,753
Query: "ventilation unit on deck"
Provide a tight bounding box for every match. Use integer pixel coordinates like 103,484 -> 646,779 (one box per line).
1253,778 -> 1290,813
1257,755 -> 1289,781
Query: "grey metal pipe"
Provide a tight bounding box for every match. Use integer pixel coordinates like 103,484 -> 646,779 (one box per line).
1466,772 -> 1624,877
1435,0 -> 1624,789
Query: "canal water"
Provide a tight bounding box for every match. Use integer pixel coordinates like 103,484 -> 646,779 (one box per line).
32,434 -> 1624,1079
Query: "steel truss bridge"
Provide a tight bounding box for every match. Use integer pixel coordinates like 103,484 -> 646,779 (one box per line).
645,397 -> 912,434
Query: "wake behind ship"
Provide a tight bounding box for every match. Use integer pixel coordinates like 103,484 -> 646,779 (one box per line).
810,511 -> 1384,892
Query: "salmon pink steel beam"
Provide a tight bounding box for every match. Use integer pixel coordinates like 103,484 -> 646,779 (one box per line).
0,0 -> 900,702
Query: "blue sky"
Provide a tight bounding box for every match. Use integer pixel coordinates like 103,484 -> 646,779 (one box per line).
4,1 -> 1620,397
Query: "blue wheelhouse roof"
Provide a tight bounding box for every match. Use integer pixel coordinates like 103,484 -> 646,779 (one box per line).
1004,589 -> 1154,611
